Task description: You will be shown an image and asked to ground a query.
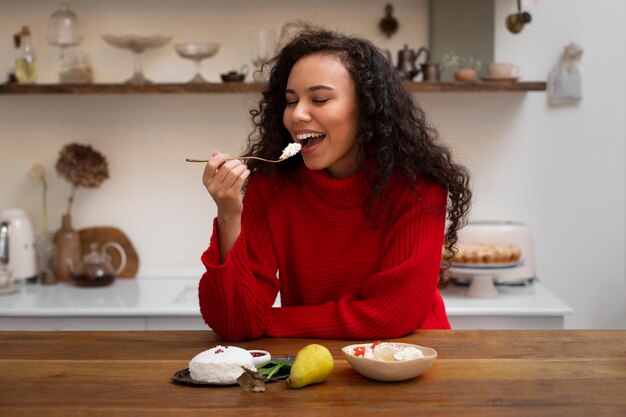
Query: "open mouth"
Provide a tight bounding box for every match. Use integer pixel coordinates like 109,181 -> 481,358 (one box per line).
296,132 -> 326,148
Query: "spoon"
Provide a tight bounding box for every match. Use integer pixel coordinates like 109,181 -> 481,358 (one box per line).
186,156 -> 287,164
186,143 -> 301,164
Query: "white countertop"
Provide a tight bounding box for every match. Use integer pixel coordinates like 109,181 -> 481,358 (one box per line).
441,281 -> 573,317
0,277 -> 572,318
0,278 -> 201,317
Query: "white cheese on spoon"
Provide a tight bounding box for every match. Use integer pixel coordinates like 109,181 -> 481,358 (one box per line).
279,143 -> 302,160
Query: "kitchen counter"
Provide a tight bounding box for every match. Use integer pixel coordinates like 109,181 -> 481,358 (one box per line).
0,278 -> 572,330
1,330 -> 624,417
441,281 -> 573,329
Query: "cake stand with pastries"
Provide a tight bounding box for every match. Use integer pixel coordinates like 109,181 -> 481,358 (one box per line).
444,221 -> 536,298
447,261 -> 525,298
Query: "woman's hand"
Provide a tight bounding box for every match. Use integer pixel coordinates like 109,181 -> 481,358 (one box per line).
203,151 -> 251,261
202,151 -> 251,217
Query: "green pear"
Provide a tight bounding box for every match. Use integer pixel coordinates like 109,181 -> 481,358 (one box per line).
286,344 -> 334,389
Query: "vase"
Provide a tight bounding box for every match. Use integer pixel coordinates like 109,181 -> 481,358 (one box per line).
53,214 -> 82,282
36,232 -> 57,285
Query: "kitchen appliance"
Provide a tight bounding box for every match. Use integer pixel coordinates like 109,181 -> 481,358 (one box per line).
447,220 -> 536,297
0,208 -> 38,281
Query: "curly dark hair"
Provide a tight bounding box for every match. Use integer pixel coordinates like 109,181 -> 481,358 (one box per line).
243,29 -> 471,261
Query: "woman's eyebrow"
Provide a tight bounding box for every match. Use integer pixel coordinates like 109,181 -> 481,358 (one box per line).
285,85 -> 335,95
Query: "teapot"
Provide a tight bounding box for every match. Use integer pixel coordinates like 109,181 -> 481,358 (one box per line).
388,45 -> 430,81
71,242 -> 127,287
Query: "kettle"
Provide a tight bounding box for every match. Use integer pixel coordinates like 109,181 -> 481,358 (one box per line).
0,208 -> 38,281
390,44 -> 430,80
71,241 -> 127,287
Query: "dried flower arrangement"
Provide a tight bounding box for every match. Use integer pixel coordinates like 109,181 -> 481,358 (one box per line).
439,52 -> 483,82
55,143 -> 109,216
439,51 -> 482,72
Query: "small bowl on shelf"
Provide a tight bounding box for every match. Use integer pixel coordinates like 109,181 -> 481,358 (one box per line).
220,65 -> 248,83
342,342 -> 437,382
220,72 -> 245,83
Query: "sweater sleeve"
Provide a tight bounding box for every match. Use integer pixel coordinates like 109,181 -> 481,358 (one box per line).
198,176 -> 281,341
265,180 -> 447,339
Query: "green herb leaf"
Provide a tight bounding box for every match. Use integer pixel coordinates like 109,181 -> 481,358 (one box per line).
256,358 -> 294,379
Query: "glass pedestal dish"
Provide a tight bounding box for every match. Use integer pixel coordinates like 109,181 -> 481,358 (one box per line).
102,34 -> 172,84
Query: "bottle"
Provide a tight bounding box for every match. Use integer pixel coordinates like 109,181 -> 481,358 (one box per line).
53,214 -> 82,282
14,26 -> 38,84
37,231 -> 57,285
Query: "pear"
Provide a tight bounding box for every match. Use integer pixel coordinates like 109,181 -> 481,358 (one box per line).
286,344 -> 334,389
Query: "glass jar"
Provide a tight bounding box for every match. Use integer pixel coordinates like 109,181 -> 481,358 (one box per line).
47,3 -> 82,48
59,52 -> 93,83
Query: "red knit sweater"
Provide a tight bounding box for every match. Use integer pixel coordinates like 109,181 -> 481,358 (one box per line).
198,165 -> 450,341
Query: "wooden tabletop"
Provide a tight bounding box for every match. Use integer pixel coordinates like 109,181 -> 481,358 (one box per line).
1,330 -> 624,416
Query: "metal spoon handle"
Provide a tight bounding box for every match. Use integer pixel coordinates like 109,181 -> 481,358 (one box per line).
185,156 -> 283,163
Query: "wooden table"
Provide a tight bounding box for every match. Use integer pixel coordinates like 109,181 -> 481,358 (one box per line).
1,330 -> 624,416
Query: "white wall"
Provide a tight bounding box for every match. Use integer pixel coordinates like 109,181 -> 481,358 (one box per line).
1,0 -> 624,329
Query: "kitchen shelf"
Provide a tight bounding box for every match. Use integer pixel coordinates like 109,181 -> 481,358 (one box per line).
0,81 -> 546,95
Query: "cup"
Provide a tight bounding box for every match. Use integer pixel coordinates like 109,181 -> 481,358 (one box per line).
421,63 -> 441,81
0,268 -> 12,288
249,28 -> 277,80
486,62 -> 520,79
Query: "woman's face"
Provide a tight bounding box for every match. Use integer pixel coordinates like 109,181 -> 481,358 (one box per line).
283,53 -> 360,178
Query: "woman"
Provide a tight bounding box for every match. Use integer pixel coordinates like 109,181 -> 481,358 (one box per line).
198,30 -> 471,341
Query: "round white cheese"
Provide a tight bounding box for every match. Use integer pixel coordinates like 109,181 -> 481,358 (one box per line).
189,345 -> 256,384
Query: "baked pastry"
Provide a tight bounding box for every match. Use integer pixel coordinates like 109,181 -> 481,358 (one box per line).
444,242 -> 521,264
189,345 -> 256,384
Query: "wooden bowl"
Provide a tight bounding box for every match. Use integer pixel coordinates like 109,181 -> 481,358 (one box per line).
454,68 -> 477,82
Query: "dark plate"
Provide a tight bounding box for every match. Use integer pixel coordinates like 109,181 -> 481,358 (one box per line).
172,355 -> 294,386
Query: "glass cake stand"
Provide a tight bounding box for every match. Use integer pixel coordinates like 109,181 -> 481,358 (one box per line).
102,34 -> 172,84
174,42 -> 220,83
448,262 -> 523,298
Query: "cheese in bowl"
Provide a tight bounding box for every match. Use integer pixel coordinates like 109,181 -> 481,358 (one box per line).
342,341 -> 436,382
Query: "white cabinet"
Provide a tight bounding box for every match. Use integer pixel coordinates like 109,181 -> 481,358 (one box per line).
442,282 -> 573,330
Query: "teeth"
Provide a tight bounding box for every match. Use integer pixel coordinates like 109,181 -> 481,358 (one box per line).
296,132 -> 324,141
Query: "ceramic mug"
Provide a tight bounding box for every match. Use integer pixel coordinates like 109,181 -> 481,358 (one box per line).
421,63 -> 441,81
487,63 -> 520,79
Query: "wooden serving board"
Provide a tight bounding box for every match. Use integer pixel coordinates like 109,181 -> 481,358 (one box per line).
78,227 -> 139,278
